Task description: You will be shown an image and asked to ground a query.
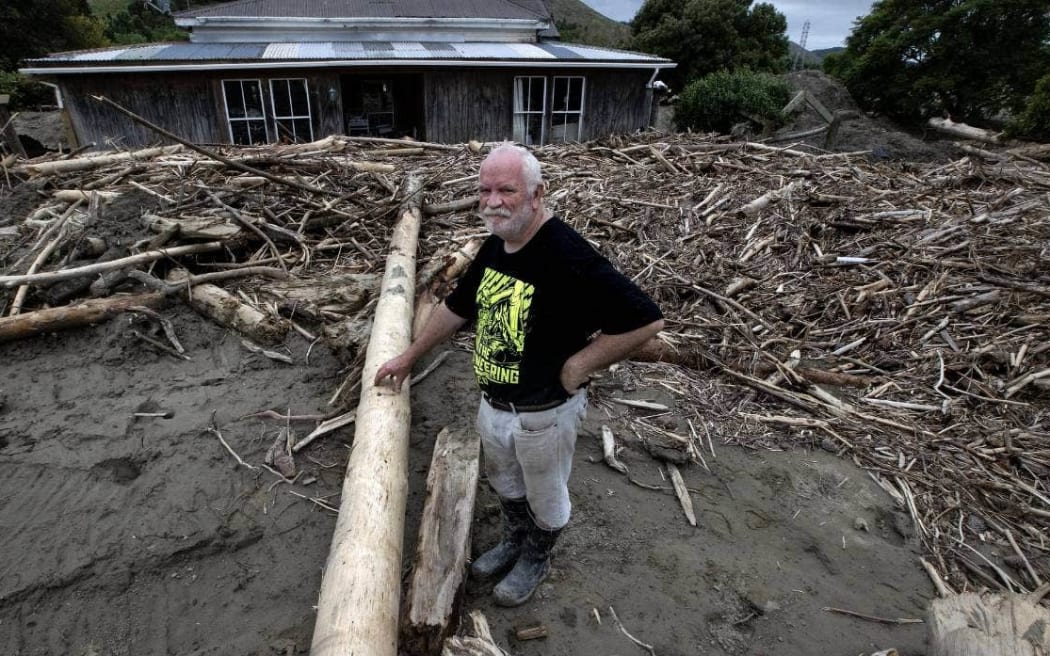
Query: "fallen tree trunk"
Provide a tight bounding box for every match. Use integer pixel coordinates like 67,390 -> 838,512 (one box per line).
401,426 -> 480,656
630,336 -> 720,370
0,241 -> 223,288
167,269 -> 288,346
0,292 -> 167,343
928,589 -> 1050,655
21,145 -> 182,175
927,117 -> 1001,144
413,238 -> 482,338
310,176 -> 422,656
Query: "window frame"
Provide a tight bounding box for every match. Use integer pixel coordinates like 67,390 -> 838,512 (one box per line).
221,79 -> 269,146
513,75 -> 548,146
268,78 -> 314,143
549,76 -> 586,143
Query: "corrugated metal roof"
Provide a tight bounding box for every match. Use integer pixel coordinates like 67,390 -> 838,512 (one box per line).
174,0 -> 550,21
26,41 -> 670,67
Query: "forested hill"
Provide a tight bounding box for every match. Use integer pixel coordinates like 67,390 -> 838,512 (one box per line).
88,0 -> 631,48
551,0 -> 631,48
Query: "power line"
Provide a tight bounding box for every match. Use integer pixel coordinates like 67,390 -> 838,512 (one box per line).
792,20 -> 810,71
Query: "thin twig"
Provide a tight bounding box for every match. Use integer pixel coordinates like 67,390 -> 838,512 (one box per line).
822,607 -> 924,625
608,606 -> 656,656
206,412 -> 256,470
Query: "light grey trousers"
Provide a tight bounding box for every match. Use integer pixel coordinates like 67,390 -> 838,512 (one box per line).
476,391 -> 588,530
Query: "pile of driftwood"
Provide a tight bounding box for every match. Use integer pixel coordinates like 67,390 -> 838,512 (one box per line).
2,130 -> 1049,606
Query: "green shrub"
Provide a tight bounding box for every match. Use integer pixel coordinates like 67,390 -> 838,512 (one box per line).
1006,73 -> 1050,143
674,70 -> 790,134
0,71 -> 56,111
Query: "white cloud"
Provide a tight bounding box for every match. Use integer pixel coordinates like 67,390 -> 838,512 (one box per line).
581,0 -> 875,50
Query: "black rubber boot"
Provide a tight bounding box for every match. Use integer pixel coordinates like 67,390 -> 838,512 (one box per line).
471,497 -> 530,581
492,518 -> 561,607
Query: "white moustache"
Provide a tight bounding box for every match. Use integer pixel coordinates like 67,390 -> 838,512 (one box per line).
480,208 -> 512,219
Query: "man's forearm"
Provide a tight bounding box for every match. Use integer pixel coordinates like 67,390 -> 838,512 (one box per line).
561,319 -> 665,390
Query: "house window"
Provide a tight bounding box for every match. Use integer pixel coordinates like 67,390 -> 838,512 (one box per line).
513,76 -> 546,146
550,76 -> 585,143
222,79 -> 268,145
270,79 -> 314,143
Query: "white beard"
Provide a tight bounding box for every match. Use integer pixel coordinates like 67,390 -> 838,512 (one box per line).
481,206 -> 531,242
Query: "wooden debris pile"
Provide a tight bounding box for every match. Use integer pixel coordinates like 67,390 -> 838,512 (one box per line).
2,131 -> 1049,598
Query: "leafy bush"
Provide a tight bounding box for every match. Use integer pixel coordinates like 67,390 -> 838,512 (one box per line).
0,71 -> 56,110
673,70 -> 790,134
1006,73 -> 1050,143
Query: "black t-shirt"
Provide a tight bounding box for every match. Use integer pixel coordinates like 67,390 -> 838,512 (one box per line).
445,217 -> 663,405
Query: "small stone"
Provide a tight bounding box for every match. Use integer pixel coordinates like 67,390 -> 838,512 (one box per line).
820,438 -> 838,453
853,517 -> 870,532
743,586 -> 780,614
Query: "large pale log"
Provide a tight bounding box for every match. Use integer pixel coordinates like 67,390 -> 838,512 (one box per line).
927,117 -> 1002,144
52,189 -> 121,204
310,176 -> 422,656
143,213 -> 241,240
0,242 -> 222,288
261,272 -> 379,320
402,427 -> 481,655
21,145 -> 182,175
928,590 -> 1050,656
167,269 -> 288,346
0,292 -> 167,343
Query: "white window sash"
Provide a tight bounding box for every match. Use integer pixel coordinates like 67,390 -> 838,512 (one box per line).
513,76 -> 546,146
550,76 -> 585,143
222,79 -> 269,145
269,78 -> 314,143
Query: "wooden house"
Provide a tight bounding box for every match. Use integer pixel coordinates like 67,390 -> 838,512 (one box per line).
20,0 -> 674,148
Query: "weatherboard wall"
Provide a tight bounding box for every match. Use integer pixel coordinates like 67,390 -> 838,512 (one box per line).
56,71 -> 344,148
50,66 -> 656,148
424,69 -> 514,143
423,68 -> 655,143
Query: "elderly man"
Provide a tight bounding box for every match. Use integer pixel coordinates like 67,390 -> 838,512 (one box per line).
375,143 -> 663,607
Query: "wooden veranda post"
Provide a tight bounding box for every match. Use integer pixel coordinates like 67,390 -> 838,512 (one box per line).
310,176 -> 423,656
0,95 -> 27,159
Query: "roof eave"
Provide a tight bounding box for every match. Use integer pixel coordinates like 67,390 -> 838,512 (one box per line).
174,16 -> 550,29
21,59 -> 675,76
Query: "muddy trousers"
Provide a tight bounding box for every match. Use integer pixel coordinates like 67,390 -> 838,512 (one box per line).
476,391 -> 587,530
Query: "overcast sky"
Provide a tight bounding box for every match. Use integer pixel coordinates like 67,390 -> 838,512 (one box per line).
585,0 -> 876,51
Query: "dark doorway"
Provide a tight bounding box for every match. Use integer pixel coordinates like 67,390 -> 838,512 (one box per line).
341,73 -> 425,139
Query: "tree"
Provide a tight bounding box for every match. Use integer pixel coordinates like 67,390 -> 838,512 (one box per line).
105,1 -> 189,45
824,0 -> 1050,126
630,0 -> 789,88
0,0 -> 107,71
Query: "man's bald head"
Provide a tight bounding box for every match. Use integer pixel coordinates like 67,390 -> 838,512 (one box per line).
482,143 -> 543,196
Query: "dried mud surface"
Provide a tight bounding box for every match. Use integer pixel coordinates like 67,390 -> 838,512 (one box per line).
0,326 -> 932,655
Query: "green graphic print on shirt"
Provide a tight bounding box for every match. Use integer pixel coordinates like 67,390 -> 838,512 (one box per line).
473,267 -> 535,386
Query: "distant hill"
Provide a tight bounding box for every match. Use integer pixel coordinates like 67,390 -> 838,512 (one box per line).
811,47 -> 846,60
91,0 -> 633,49
788,43 -> 845,69
551,0 -> 632,48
